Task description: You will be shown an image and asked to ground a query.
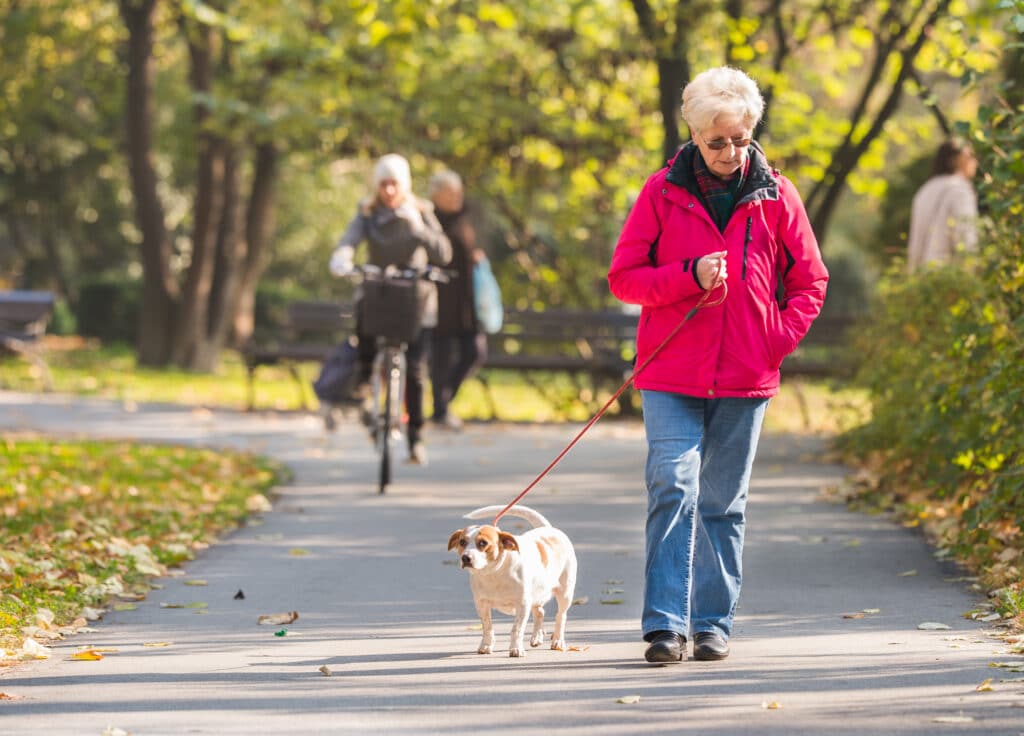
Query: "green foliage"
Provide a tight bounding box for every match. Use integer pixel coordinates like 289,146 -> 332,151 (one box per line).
839,17 -> 1024,590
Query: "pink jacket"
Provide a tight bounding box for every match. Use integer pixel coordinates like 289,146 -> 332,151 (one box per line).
608,144 -> 828,398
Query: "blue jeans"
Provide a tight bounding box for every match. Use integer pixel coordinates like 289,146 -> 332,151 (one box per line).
640,390 -> 768,642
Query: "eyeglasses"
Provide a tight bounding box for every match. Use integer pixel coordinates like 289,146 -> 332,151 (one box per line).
700,135 -> 752,151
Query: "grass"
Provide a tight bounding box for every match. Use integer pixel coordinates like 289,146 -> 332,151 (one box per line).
0,436 -> 284,654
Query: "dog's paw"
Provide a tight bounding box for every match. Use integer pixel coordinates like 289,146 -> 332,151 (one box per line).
550,638 -> 567,651
530,630 -> 545,647
508,646 -> 525,657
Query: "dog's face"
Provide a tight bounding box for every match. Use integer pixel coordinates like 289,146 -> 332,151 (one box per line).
448,525 -> 519,570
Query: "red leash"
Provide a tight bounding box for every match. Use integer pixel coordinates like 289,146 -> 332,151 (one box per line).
491,275 -> 727,526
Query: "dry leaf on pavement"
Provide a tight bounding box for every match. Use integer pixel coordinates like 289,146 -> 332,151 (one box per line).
258,611 -> 299,625
70,650 -> 104,661
616,695 -> 641,704
917,622 -> 952,630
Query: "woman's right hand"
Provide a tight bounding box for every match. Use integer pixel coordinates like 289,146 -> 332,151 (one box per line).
695,250 -> 728,290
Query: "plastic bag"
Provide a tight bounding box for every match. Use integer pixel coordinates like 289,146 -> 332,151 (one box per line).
473,257 -> 503,334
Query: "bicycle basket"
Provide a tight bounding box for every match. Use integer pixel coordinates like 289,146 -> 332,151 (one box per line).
359,276 -> 421,343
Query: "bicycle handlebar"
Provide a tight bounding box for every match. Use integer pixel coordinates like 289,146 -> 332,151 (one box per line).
339,264 -> 455,284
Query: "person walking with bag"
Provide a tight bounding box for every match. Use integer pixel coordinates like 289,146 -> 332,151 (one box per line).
328,153 -> 452,465
608,67 -> 828,664
427,170 -> 488,431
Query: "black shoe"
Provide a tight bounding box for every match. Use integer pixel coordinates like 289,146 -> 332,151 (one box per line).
692,631 -> 729,661
644,630 -> 685,664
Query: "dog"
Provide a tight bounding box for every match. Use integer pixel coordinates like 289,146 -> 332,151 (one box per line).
447,505 -> 577,657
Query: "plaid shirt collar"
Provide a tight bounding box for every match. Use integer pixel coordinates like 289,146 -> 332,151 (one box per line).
693,151 -> 750,231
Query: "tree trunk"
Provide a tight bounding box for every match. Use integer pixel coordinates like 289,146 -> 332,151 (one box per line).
231,142 -> 280,348
172,22 -> 226,369
657,56 -> 689,162
119,0 -> 177,366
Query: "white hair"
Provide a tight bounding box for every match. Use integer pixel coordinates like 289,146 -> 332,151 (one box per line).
428,169 -> 463,196
681,67 -> 764,134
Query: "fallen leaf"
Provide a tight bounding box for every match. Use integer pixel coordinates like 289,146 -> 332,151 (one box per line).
0,692 -> 23,700
989,661 -> 1024,672
600,599 -> 625,605
603,588 -> 625,595
112,603 -> 137,612
842,613 -> 866,619
918,622 -> 952,631
932,714 -> 974,724
975,678 -> 993,692
843,539 -> 862,548
568,644 -> 590,652
258,611 -> 299,625
288,548 -> 311,557
184,580 -> 208,587
160,603 -> 185,609
70,650 -> 103,661
898,569 -> 918,577
572,596 -> 589,606
318,665 -> 332,677
234,589 -> 245,600
862,608 -> 881,614
761,700 -> 783,710
142,642 -> 173,648
616,695 -> 641,704
185,602 -> 207,609
245,494 -> 272,513
466,624 -> 482,630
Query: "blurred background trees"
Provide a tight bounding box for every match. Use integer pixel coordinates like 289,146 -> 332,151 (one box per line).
0,0 -> 1011,369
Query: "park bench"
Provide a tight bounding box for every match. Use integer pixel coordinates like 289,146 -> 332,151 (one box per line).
478,308 -> 639,418
0,290 -> 56,390
241,300 -> 355,410
240,298 -> 855,415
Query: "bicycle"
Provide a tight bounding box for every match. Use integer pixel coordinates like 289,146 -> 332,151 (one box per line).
344,264 -> 450,494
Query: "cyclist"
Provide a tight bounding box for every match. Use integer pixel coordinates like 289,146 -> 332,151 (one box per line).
329,153 -> 452,465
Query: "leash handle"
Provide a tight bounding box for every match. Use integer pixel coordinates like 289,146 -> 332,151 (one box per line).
492,270 -> 726,526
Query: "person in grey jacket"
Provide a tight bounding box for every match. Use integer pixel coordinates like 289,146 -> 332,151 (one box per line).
329,153 -> 452,465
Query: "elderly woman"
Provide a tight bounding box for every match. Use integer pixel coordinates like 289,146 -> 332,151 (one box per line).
608,67 -> 828,664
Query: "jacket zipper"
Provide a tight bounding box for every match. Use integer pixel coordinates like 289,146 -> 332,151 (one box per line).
742,216 -> 752,281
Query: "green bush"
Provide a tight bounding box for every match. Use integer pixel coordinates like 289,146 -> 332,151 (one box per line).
838,35 -> 1024,594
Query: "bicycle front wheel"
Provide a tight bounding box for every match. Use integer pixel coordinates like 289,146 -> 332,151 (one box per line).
378,382 -> 392,495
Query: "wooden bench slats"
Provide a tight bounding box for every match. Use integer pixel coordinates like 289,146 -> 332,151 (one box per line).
0,290 -> 55,390
240,297 -> 856,412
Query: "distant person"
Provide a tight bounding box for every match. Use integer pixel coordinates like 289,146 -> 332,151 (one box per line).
427,170 -> 487,431
328,153 -> 452,465
907,137 -> 979,272
608,66 -> 828,665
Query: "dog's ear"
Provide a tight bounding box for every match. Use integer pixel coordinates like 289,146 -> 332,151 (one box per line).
498,531 -> 519,552
447,530 -> 464,551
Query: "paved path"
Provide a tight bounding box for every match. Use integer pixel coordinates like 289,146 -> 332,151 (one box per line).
1,391 -> 1022,735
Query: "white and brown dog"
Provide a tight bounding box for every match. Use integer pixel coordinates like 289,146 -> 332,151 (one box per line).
448,505 -> 577,657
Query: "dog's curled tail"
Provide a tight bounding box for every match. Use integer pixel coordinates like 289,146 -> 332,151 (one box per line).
464,505 -> 551,528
